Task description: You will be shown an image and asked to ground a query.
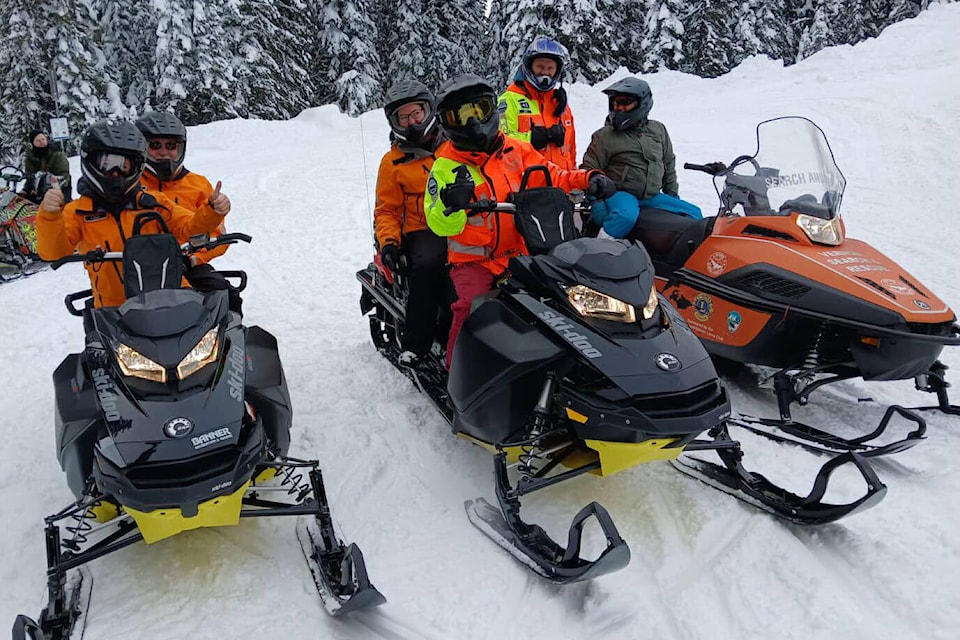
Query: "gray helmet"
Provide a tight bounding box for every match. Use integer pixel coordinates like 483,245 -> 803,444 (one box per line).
602,78 -> 653,131
435,74 -> 500,153
80,120 -> 147,203
136,111 -> 187,180
383,79 -> 439,147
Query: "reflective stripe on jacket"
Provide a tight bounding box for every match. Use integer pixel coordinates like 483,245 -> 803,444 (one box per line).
36,189 -> 224,308
141,169 -> 227,263
424,135 -> 593,275
373,144 -> 435,248
497,82 -> 576,170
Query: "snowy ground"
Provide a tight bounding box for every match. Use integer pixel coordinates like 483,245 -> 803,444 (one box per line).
2,6 -> 959,639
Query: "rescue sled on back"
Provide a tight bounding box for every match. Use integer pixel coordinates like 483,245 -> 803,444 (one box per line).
358,166 -> 888,585
628,117 -> 958,456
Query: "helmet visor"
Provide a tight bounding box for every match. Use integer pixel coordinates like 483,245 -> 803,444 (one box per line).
94,152 -> 138,176
388,102 -> 431,129
441,96 -> 497,127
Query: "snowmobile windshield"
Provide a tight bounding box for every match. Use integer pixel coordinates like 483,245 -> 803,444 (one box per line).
721,117 -> 846,220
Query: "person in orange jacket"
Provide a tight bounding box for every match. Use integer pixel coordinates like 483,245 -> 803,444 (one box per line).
375,80 -> 450,366
135,112 -> 241,313
36,120 -> 227,310
424,74 -> 616,368
497,37 -> 577,170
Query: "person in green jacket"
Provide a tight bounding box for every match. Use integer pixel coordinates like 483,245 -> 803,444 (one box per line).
23,129 -> 72,202
580,78 -> 699,238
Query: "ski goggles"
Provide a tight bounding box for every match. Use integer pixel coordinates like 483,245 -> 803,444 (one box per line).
148,139 -> 183,152
93,152 -> 138,176
440,96 -> 497,127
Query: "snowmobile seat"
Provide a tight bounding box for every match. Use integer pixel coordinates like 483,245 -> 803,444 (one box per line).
630,208 -> 714,278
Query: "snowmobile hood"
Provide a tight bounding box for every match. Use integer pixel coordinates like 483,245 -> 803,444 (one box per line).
686,217 -> 956,326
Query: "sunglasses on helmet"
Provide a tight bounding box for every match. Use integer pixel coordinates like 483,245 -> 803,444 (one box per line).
148,140 -> 182,151
441,96 -> 496,127
610,96 -> 638,108
94,152 -> 137,176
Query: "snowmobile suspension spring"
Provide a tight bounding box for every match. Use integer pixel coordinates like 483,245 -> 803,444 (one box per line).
278,465 -> 312,503
804,325 -> 825,370
62,507 -> 96,551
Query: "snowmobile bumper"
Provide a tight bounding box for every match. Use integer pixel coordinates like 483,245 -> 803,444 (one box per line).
124,480 -> 251,544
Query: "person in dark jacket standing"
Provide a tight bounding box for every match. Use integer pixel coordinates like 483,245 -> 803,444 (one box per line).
24,129 -> 72,202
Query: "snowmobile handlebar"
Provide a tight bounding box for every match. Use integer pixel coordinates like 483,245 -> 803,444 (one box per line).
50,234 -> 252,271
443,198 -> 517,217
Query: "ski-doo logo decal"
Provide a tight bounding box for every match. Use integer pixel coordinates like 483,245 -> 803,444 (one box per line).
706,252 -> 727,276
163,417 -> 194,438
727,310 -> 742,333
91,367 -> 122,422
537,310 -> 602,359
693,293 -> 713,322
211,480 -> 233,493
914,299 -> 931,310
191,427 -> 233,450
227,344 -> 244,402
655,353 -> 681,371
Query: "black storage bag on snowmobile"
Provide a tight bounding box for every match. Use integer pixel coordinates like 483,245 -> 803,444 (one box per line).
122,212 -> 184,298
510,165 -> 577,255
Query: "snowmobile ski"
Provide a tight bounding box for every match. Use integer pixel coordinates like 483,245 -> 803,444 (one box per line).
13,567 -> 92,640
673,443 -> 887,525
464,452 -> 630,584
296,518 -> 386,616
728,404 -> 927,458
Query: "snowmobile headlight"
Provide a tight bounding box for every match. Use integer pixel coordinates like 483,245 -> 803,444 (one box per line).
642,285 -> 660,320
116,343 -> 167,383
177,327 -> 220,380
566,285 -> 637,323
796,214 -> 843,246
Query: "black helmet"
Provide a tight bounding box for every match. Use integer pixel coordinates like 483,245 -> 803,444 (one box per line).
136,111 -> 187,181
80,120 -> 147,203
384,80 -> 439,148
435,74 -> 500,153
602,78 -> 654,131
520,37 -> 569,92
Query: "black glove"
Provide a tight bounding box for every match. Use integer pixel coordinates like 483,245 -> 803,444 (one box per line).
547,124 -> 565,146
529,126 -> 550,150
380,243 -> 402,273
587,173 -> 617,200
440,165 -> 475,213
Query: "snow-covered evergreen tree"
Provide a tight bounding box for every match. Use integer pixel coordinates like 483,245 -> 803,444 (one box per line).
683,0 -> 742,77
642,0 -> 687,72
735,0 -> 796,63
96,0 -> 158,115
320,0 -> 384,115
435,0 -> 491,88
0,2 -> 52,161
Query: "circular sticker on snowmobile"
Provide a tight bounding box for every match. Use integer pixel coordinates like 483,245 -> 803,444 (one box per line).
914,299 -> 931,309
706,252 -> 727,276
727,310 -> 742,333
693,293 -> 714,322
655,353 -> 682,371
164,417 -> 195,438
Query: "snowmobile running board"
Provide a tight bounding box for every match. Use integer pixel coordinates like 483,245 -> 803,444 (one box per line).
465,452 -> 630,584
728,404 -> 927,458
12,459 -> 383,639
672,425 -> 887,525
